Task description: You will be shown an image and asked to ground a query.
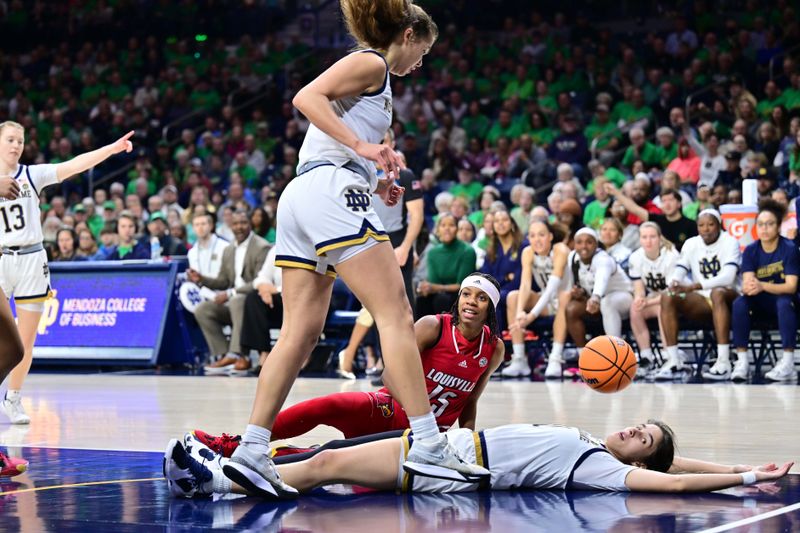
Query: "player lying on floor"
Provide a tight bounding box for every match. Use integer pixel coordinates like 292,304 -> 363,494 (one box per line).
192,273 -> 505,457
164,421 -> 793,498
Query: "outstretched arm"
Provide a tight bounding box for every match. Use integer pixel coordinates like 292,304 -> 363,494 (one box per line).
55,131 -> 134,182
626,461 -> 794,492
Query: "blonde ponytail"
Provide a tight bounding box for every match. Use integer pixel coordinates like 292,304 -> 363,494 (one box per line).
340,0 -> 437,51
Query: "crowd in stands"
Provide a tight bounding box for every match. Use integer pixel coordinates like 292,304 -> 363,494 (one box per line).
3,2 -> 800,380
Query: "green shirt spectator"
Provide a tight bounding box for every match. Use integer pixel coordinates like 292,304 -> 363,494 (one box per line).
426,239 -> 477,286
584,105 -> 620,151
622,127 -> 662,169
486,110 -> 523,145
450,169 -> 483,205
502,65 -> 535,100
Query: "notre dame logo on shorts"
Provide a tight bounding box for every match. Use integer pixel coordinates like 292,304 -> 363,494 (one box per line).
344,188 -> 371,212
42,262 -> 49,278
699,256 -> 721,279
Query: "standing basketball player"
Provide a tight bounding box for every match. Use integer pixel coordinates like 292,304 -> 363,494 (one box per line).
220,0 -> 488,500
0,121 -> 133,424
0,176 -> 27,475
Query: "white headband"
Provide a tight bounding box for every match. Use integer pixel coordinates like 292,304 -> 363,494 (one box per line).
460,275 -> 500,308
574,227 -> 599,241
698,208 -> 722,223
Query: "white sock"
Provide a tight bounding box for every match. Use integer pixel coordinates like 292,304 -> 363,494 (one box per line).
639,348 -> 653,362
5,390 -> 20,402
736,351 -> 749,363
512,343 -> 525,360
241,424 -> 271,455
551,342 -> 564,360
408,412 -> 440,443
716,345 -> 730,364
212,470 -> 232,493
665,346 -> 679,364
783,350 -> 794,362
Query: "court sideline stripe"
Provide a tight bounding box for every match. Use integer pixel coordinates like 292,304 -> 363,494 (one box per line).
0,477 -> 163,496
698,501 -> 800,533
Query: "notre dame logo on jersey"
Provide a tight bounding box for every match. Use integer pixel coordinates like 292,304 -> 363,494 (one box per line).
699,256 -> 721,279
344,188 -> 371,212
645,272 -> 667,292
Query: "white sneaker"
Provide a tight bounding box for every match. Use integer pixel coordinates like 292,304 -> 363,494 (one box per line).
702,360 -> 732,381
653,360 -> 687,381
336,350 -> 356,380
635,358 -> 654,380
501,357 -> 531,377
403,435 -> 489,482
731,356 -> 750,382
544,357 -> 563,379
223,444 -> 299,499
1,398 -> 30,425
765,355 -> 797,382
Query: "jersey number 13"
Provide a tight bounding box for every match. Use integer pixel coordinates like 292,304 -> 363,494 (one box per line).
0,204 -> 25,233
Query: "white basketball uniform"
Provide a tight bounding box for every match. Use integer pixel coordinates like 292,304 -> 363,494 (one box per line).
565,250 -> 633,295
627,246 -> 680,296
397,424 -> 635,493
531,249 -> 558,315
275,50 -> 393,276
672,232 -> 741,299
0,163 -> 58,302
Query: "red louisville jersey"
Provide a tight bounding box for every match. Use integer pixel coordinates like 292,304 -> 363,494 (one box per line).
382,313 -> 497,430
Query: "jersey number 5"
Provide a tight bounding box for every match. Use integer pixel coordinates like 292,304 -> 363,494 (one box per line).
428,384 -> 457,418
0,204 -> 25,233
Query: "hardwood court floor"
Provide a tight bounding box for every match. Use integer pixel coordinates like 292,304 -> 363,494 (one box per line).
0,374 -> 797,532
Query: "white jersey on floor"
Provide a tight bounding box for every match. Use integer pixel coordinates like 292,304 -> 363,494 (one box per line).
674,232 -> 740,298
628,246 -> 680,295
0,163 -> 58,247
297,50 -> 392,192
402,424 -> 635,493
565,249 -> 632,295
531,248 -> 554,291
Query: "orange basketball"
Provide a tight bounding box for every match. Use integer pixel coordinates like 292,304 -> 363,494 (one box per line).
579,335 -> 637,393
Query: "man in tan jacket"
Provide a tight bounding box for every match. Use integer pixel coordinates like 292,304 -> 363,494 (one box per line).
187,209 -> 269,375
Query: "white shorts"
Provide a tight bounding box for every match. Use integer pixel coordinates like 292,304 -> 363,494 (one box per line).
0,249 -> 52,303
274,164 -> 389,278
396,429 -> 483,493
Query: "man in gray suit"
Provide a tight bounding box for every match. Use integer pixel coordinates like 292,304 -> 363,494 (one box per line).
187,209 -> 269,375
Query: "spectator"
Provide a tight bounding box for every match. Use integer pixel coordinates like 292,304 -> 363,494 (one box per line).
510,186 -> 535,231
52,228 -> 87,262
732,199 -> 800,383
583,176 -> 612,230
609,184 -> 696,251
186,210 -> 269,375
468,186 -> 501,228
622,127 -> 661,170
666,138 -> 701,185
415,213 -> 477,318
655,128 -> 678,167
106,212 -> 150,260
239,247 -> 284,375
599,218 -> 633,270
147,212 -> 188,257
479,209 -> 524,331
546,114 -> 590,176
449,167 -> 483,205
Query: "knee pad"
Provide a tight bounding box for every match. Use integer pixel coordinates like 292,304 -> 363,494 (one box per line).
16,301 -> 44,313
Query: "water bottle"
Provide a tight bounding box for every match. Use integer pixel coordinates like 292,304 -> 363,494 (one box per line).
150,236 -> 162,262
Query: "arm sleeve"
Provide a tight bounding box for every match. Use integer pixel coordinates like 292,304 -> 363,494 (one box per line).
699,264 -> 739,290
531,275 -> 562,317
686,132 -> 707,157
591,254 -> 616,298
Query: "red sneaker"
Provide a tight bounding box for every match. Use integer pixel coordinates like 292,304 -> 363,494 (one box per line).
524,330 -> 539,341
0,451 -> 27,477
191,430 -> 241,458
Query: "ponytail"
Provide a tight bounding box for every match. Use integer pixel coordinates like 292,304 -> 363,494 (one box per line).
340,0 -> 438,51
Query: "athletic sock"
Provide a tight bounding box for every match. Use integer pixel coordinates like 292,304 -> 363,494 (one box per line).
665,346 -> 679,365
716,344 -> 730,365
408,412 -> 439,444
639,348 -> 653,362
782,350 -> 794,363
512,343 -> 525,360
5,390 -> 20,402
240,424 -> 271,455
550,342 -> 564,361
212,470 -> 232,493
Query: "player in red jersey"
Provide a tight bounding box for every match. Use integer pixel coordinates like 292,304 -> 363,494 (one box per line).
194,273 -> 505,457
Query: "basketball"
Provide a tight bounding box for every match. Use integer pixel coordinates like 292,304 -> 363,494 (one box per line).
579,336 -> 637,394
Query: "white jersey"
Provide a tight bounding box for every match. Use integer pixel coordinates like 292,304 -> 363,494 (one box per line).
298,50 -> 392,192
187,234 -> 228,278
402,424 -> 634,493
531,249 -> 554,291
628,246 -> 680,295
673,232 -> 741,298
565,249 -> 632,296
0,163 -> 58,247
